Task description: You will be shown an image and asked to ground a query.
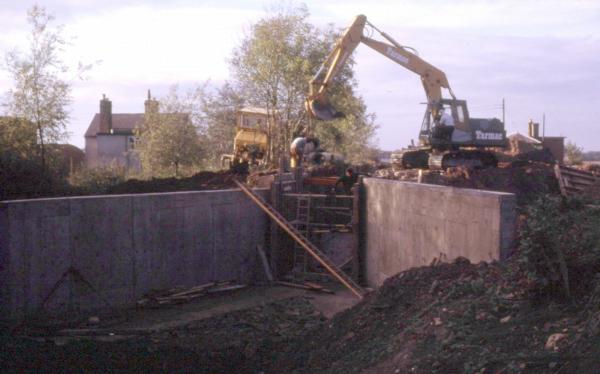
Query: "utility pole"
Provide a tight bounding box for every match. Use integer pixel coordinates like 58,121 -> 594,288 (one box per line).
502,98 -> 505,124
542,113 -> 546,140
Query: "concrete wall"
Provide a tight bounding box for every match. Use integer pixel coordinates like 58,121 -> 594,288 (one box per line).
363,178 -> 516,287
0,189 -> 268,319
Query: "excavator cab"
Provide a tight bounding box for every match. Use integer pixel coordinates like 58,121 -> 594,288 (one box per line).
419,99 -> 506,151
420,99 -> 469,147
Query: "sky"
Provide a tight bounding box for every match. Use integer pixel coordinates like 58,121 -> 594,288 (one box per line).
1,0 -> 599,151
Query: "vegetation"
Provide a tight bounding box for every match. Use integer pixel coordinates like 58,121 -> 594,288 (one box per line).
68,164 -> 127,195
0,6 -> 91,199
135,86 -> 204,177
227,4 -> 376,165
518,195 -> 600,299
3,5 -> 90,169
582,150 -> 600,161
565,141 -> 584,165
135,5 -> 378,173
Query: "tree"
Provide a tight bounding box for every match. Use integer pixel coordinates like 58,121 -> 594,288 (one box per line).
565,141 -> 583,165
200,83 -> 246,167
0,117 -> 38,158
135,86 -> 205,177
229,5 -> 376,164
3,5 -> 85,168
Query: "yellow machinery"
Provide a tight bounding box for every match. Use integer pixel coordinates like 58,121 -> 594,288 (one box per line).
221,108 -> 270,171
307,15 -> 506,169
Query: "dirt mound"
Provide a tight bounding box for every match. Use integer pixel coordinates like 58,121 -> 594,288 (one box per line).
376,161 -> 560,204
0,297 -> 325,374
265,257 -> 600,374
107,170 -> 242,194
443,161 -> 560,202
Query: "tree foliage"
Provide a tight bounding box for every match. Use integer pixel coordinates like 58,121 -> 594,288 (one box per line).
228,5 -> 377,164
200,83 -> 246,167
565,141 -> 583,165
518,195 -> 600,299
3,5 -> 86,167
0,116 -> 38,158
135,86 -> 204,177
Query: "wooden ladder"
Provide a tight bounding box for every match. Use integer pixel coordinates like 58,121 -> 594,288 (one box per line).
234,179 -> 365,299
293,196 -> 311,272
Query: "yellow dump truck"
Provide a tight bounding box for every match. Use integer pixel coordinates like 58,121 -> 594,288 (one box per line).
221,107 -> 272,172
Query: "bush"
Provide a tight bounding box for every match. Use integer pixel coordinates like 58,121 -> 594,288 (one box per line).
518,195 -> 600,299
0,152 -> 57,200
68,165 -> 127,195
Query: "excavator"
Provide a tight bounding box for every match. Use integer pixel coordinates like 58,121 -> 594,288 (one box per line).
306,15 -> 507,169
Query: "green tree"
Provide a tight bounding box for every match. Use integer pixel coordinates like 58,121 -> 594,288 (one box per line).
3,5 -> 88,168
229,4 -> 376,164
135,86 -> 204,177
565,141 -> 583,165
0,117 -> 38,158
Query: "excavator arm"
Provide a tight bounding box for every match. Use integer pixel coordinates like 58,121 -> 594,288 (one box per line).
307,14 -> 455,121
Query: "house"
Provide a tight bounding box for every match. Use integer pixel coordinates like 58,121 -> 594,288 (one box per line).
84,91 -> 160,171
507,132 -> 542,155
507,120 -> 565,163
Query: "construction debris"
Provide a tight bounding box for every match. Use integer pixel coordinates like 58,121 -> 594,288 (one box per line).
275,280 -> 334,294
136,281 -> 246,307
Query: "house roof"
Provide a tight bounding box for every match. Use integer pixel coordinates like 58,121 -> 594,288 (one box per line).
507,132 -> 542,144
85,113 -> 144,137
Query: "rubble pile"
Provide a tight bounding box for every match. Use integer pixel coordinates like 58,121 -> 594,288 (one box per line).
375,161 -> 560,204
265,256 -> 600,374
106,170 -> 242,194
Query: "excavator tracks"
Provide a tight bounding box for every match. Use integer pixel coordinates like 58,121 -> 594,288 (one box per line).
393,148 -> 498,170
391,149 -> 430,170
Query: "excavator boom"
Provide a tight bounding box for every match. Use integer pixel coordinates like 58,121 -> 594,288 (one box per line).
307,15 -> 507,170
307,14 -> 454,120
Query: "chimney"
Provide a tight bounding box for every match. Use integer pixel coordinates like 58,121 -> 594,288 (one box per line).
99,94 -> 112,134
528,119 -> 540,139
144,89 -> 159,115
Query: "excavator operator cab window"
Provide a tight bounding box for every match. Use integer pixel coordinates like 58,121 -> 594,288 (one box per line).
450,101 -> 468,131
455,105 -> 464,123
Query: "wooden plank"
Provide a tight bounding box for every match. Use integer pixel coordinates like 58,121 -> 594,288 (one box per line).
207,284 -> 247,293
559,170 -> 596,180
314,206 -> 352,211
555,164 -> 599,197
235,179 -> 364,299
283,193 -> 354,199
169,283 -> 215,298
275,281 -> 333,294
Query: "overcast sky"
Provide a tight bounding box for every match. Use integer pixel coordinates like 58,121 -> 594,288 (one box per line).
1,0 -> 599,151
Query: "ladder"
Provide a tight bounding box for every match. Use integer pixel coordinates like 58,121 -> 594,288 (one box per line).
234,179 -> 365,299
293,196 -> 311,272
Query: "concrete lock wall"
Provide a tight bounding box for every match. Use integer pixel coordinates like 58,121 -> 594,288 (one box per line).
0,189 -> 268,319
363,178 -> 516,287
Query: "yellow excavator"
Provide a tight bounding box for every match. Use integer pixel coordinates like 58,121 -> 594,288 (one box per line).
306,15 -> 506,169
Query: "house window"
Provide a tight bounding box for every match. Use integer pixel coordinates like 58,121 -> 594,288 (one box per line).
127,136 -> 140,150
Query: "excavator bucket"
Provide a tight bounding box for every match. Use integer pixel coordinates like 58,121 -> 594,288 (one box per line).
308,99 -> 345,121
